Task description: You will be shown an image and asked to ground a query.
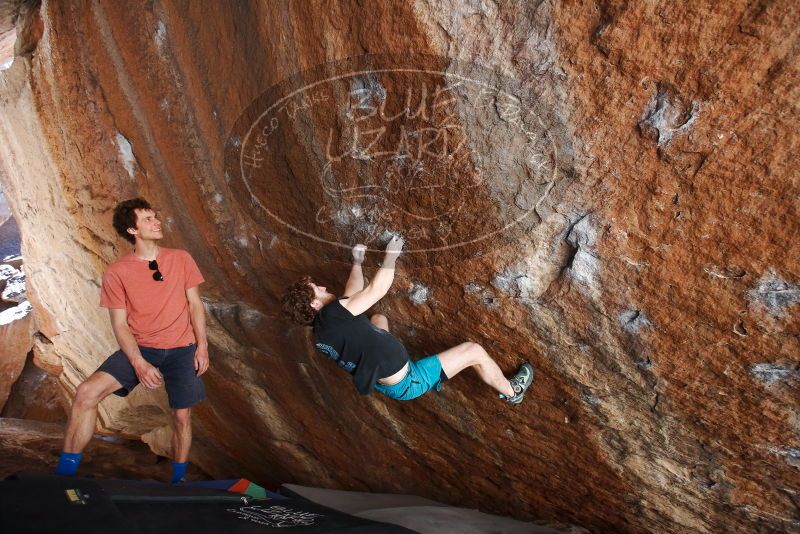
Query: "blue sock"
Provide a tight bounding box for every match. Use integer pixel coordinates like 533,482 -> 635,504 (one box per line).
171,461 -> 189,483
55,452 -> 82,476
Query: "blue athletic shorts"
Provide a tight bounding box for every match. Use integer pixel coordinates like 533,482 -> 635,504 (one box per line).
96,344 -> 206,409
374,355 -> 446,401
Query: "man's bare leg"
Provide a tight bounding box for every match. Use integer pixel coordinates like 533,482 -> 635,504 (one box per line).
371,317 -> 522,399
56,371 -> 123,475
437,342 -> 515,397
169,407 -> 192,483
62,371 -> 124,453
171,408 -> 192,463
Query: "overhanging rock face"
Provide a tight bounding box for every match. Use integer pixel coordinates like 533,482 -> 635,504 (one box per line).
0,1 -> 798,532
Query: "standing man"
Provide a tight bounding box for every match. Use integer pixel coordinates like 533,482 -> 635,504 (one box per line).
55,198 -> 209,483
281,237 -> 534,403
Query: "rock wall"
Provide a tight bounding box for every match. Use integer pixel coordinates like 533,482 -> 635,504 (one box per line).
1,353 -> 66,423
0,1 -> 797,532
0,299 -> 34,410
0,417 -> 191,480
0,1 -> 16,70
0,228 -> 35,413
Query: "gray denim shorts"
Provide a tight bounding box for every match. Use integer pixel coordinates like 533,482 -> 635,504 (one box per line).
96,344 -> 206,409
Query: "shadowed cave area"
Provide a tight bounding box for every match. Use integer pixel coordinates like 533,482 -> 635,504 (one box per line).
0,1 -> 798,533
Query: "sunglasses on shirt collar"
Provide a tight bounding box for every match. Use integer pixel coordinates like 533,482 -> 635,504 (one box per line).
148,260 -> 165,282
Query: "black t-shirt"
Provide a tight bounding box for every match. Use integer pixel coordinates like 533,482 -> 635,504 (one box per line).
312,297 -> 409,395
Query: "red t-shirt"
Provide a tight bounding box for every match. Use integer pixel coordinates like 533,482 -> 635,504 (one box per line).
100,248 -> 204,349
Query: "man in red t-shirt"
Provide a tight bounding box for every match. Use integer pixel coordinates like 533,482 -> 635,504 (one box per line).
55,198 -> 209,483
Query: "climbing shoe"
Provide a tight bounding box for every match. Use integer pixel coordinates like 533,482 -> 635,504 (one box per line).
501,362 -> 535,404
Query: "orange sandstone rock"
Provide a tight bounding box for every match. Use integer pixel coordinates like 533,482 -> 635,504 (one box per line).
0,1 -> 797,532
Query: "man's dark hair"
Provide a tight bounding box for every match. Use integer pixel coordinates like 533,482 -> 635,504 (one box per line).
113,198 -> 152,244
281,276 -> 317,325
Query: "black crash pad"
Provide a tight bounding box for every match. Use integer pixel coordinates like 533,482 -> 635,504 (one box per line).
0,475 -> 415,533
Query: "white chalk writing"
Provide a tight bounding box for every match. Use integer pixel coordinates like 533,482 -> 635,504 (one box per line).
227,505 -> 324,528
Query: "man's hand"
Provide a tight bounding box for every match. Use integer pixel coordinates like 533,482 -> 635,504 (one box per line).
194,344 -> 210,376
345,244 -> 367,296
133,359 -> 163,389
384,235 -> 404,262
352,244 -> 366,265
341,236 -> 402,316
386,235 -> 404,253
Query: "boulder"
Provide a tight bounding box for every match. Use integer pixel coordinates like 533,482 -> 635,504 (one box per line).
0,1 -> 797,532
0,300 -> 34,411
1,353 -> 67,423
0,418 -> 207,481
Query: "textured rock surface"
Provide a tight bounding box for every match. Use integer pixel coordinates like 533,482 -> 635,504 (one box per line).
0,300 -> 34,411
1,352 -> 66,423
0,221 -> 36,414
0,1 -> 798,532
0,417 -> 205,481
0,1 -> 16,70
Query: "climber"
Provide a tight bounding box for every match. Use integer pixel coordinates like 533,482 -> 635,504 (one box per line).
55,198 -> 208,483
281,236 -> 534,402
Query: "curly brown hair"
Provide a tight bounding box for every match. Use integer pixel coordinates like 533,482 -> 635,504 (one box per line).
113,198 -> 152,244
281,276 -> 317,325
